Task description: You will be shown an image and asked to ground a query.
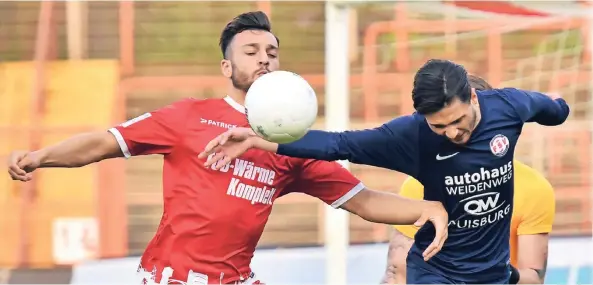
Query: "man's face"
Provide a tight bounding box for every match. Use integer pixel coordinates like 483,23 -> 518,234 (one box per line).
222,30 -> 279,92
424,91 -> 479,144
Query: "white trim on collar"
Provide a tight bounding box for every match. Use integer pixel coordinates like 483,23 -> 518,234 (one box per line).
224,96 -> 245,114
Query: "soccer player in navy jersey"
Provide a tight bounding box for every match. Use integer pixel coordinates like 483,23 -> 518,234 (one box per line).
200,59 -> 570,284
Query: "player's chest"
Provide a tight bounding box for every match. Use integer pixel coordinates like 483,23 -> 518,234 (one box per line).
183,124 -> 295,187
426,127 -> 520,173
420,129 -> 520,200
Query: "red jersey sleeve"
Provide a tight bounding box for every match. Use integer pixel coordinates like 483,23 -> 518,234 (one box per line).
290,159 -> 365,208
108,99 -> 193,158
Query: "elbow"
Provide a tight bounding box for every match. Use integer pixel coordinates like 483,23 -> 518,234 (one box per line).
553,99 -> 570,125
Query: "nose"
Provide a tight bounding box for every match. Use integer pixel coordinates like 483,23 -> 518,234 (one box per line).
444,127 -> 459,140
257,51 -> 269,66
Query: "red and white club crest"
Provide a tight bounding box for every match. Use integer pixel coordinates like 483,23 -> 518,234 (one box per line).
489,134 -> 510,157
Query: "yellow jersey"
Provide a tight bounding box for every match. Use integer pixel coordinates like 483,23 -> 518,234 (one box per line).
394,160 -> 555,266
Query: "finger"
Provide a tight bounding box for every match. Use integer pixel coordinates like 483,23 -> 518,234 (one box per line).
423,223 -> 447,260
16,157 -> 31,171
219,131 -> 231,146
8,169 -> 29,182
215,156 -> 232,170
8,164 -> 27,177
205,151 -> 225,168
426,233 -> 446,261
201,136 -> 224,157
199,138 -> 224,160
197,149 -> 208,160
205,150 -> 226,169
422,238 -> 440,261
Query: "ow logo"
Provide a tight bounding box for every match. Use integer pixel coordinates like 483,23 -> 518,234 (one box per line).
461,192 -> 504,216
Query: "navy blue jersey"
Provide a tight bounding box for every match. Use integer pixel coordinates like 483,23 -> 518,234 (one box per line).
277,88 -> 569,283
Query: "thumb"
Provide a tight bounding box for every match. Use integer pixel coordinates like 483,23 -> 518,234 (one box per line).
414,214 -> 429,227
17,154 -> 36,172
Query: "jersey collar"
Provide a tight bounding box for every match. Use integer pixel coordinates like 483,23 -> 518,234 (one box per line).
224,96 -> 246,114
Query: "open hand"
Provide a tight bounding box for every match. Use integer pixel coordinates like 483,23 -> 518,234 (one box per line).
7,151 -> 41,182
198,127 -> 258,169
413,201 -> 449,261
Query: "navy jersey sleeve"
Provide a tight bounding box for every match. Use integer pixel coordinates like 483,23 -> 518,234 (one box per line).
276,115 -> 420,176
501,88 -> 569,125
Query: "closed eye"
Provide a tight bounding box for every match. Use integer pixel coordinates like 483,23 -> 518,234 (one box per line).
431,115 -> 466,129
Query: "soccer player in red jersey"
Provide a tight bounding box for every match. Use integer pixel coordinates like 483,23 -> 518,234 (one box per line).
7,11 -> 448,285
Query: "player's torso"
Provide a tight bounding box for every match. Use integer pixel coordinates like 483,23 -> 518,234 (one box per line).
418,123 -> 519,236
410,96 -> 524,282
140,98 -> 298,284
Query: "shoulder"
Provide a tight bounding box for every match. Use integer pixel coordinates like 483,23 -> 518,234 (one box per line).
385,114 -> 425,127
399,176 -> 424,200
477,88 -> 526,120
171,97 -> 235,120
514,160 -> 555,207
154,98 -> 203,115
176,97 -> 225,111
382,114 -> 426,137
477,88 -> 519,105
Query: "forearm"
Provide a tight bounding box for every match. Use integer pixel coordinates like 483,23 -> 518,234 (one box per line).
361,192 -> 439,225
517,268 -> 543,284
252,136 -> 279,153
35,132 -> 121,168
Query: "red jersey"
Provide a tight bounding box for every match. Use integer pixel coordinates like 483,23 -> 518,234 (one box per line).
108,96 -> 364,284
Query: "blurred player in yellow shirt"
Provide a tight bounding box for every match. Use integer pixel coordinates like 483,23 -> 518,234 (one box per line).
381,76 -> 556,285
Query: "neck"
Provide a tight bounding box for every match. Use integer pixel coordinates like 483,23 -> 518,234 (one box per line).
471,103 -> 482,131
227,88 -> 246,106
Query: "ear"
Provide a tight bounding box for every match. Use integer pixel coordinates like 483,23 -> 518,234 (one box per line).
220,59 -> 232,78
470,88 -> 478,105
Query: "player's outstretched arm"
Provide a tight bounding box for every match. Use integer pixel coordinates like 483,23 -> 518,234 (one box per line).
341,188 -> 447,261
7,131 -> 123,181
381,229 -> 414,284
201,115 -> 421,176
512,233 -> 550,284
503,88 -> 569,126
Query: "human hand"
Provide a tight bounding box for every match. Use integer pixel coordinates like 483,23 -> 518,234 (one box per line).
7,151 -> 41,182
198,127 -> 258,169
413,201 -> 449,261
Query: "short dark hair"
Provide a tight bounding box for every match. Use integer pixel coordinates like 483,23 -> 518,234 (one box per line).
219,11 -> 279,59
412,59 -> 471,115
468,75 -> 493,91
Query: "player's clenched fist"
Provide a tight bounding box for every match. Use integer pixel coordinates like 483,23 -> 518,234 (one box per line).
7,151 -> 41,182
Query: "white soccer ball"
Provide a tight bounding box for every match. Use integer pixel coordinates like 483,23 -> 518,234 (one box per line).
245,70 -> 318,144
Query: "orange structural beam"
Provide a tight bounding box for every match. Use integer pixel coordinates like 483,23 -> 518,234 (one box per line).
256,0 -> 271,19
19,0 -> 55,268
119,1 -> 135,77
